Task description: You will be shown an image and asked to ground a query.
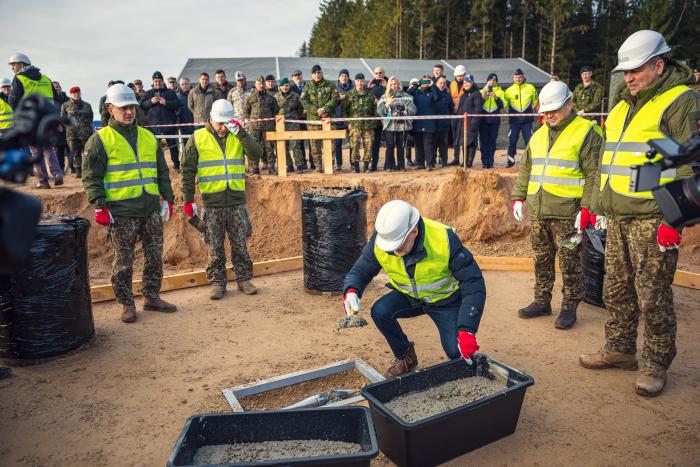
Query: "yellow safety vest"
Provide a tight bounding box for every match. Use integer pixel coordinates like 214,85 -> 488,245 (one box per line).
16,74 -> 54,101
482,85 -> 506,113
505,82 -> 538,112
0,98 -> 13,129
193,128 -> 245,193
374,218 -> 459,303
527,116 -> 600,198
98,126 -> 160,202
600,85 -> 689,199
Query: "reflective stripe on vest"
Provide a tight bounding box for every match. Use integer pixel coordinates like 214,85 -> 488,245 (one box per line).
482,86 -> 505,113
0,99 -> 13,129
505,83 -> 537,112
527,116 -> 598,198
600,85 -> 690,198
16,74 -> 54,101
374,218 -> 460,303
193,127 -> 245,193
98,126 -> 160,202
450,81 -> 464,107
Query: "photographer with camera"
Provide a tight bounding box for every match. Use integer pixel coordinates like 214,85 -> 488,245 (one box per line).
581,30 -> 699,397
377,76 -> 416,171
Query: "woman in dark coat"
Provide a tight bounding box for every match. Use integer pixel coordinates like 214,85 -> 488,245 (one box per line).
432,76 -> 453,167
455,75 -> 483,167
408,74 -> 439,170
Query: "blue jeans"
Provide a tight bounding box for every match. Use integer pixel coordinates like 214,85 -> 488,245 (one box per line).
371,289 -> 461,359
507,122 -> 533,158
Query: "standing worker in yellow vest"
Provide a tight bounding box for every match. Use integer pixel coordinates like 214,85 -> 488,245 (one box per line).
182,99 -> 263,300
8,53 -> 63,188
342,200 -> 486,376
505,69 -> 539,168
0,77 -> 13,133
580,30 -> 699,397
511,81 -> 602,330
82,83 -> 177,323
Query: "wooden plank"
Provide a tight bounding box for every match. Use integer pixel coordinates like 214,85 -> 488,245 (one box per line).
266,130 -> 346,141
321,119 -> 334,174
474,256 -> 536,271
673,270 -> 700,290
275,116 -> 287,177
90,256 -> 303,303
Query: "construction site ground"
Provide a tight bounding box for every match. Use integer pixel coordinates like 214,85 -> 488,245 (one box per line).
1,149 -> 699,466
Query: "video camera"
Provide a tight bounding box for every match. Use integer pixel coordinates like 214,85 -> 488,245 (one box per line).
630,111 -> 700,228
0,94 -> 73,274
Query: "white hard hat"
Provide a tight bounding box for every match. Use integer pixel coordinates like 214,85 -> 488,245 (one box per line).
0,77 -> 11,87
8,53 -> 30,66
538,81 -> 573,112
210,99 -> 235,123
454,65 -> 467,78
613,30 -> 671,72
375,200 -> 421,252
106,83 -> 139,107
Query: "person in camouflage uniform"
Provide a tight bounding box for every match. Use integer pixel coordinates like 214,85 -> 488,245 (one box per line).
244,75 -> 279,175
82,83 -> 176,324
60,86 -> 93,177
572,66 -> 604,122
182,99 -> 263,299
227,71 -> 253,129
342,73 -> 376,172
275,77 -> 305,172
300,64 -> 339,172
581,31 -> 699,397
511,81 -> 601,330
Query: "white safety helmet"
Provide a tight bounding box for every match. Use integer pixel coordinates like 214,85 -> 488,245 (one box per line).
454,65 -> 467,78
374,200 -> 421,252
538,81 -> 573,112
409,78 -> 419,85
210,99 -> 235,123
106,83 -> 139,107
613,30 -> 671,72
0,77 -> 11,87
8,53 -> 31,66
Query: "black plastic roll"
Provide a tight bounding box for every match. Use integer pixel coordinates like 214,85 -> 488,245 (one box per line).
302,187 -> 368,292
0,214 -> 95,363
581,227 -> 607,308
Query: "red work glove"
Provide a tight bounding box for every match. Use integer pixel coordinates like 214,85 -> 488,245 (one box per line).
225,119 -> 242,136
576,207 -> 593,231
657,224 -> 681,252
95,207 -> 112,227
183,201 -> 198,218
457,330 -> 480,363
343,288 -> 361,316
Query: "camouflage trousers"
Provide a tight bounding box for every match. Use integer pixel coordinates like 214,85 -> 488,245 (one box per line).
249,129 -> 276,166
307,124 -> 323,168
603,217 -> 677,370
203,205 -> 254,287
530,218 -> 582,307
284,140 -> 304,168
109,211 -> 163,306
349,127 -> 374,163
67,139 -> 86,172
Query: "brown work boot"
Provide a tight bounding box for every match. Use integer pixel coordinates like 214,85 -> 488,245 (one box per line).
554,303 -> 578,330
210,285 -> 226,300
579,349 -> 638,370
635,367 -> 666,397
387,342 -> 418,377
518,301 -> 552,319
143,297 -> 177,313
237,280 -> 258,295
121,304 -> 137,323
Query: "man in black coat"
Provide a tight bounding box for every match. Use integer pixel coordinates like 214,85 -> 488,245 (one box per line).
140,71 -> 181,169
456,75 -> 483,167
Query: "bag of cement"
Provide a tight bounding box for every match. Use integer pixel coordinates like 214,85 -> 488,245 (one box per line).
581,227 -> 606,308
302,187 -> 367,293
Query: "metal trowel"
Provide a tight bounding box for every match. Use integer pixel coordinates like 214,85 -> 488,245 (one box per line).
188,214 -> 206,233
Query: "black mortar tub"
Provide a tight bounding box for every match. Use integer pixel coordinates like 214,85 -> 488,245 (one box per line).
361,356 -> 534,467
167,407 -> 379,466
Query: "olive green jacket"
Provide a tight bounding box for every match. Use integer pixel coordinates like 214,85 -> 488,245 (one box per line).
300,78 -> 339,121
181,123 -> 263,207
511,113 -> 601,220
572,80 -> 604,114
590,61 -> 699,220
343,89 -> 377,130
82,118 -> 174,217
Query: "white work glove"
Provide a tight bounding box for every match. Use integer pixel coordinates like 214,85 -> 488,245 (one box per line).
512,200 -> 524,222
225,119 -> 242,136
343,288 -> 361,316
160,200 -> 172,223
594,216 -> 607,230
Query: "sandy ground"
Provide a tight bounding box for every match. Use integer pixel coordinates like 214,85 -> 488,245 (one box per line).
1,269 -> 698,466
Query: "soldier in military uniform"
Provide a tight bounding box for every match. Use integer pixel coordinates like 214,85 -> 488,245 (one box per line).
275,77 -> 305,173
343,73 -> 377,173
511,81 -> 601,330
82,83 -> 176,324
572,66 -> 604,122
60,86 -> 93,177
300,64 -> 339,172
243,75 -> 279,175
581,30 -> 699,397
182,99 -> 262,299
227,71 -> 253,128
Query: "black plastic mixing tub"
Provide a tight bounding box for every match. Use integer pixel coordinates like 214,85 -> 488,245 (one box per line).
167,407 -> 379,466
361,356 -> 534,467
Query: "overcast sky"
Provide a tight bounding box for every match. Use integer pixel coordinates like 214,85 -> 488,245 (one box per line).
0,0 -> 320,109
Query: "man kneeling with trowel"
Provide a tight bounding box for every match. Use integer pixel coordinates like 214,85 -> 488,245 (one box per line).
343,200 -> 486,376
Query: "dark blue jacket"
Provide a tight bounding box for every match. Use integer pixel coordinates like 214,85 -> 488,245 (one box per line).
140,87 -> 179,126
433,86 -> 453,132
408,87 -> 438,133
343,218 -> 486,333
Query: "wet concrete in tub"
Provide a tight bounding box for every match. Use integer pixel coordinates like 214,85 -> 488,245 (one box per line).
193,439 -> 363,463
